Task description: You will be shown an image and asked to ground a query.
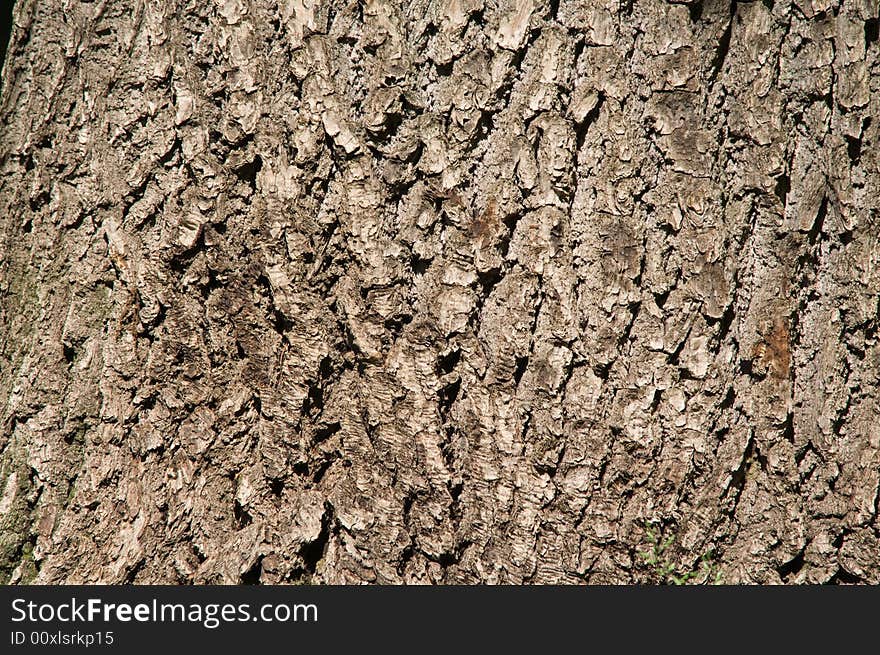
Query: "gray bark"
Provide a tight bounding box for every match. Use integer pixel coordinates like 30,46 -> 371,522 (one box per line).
1,0 -> 879,584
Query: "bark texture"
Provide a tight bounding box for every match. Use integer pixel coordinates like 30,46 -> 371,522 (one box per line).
1,0 -> 879,584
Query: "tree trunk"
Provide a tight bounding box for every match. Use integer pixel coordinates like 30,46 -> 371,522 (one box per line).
1,0 -> 879,585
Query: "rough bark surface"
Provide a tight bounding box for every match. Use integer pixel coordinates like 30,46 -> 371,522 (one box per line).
1,0 -> 879,585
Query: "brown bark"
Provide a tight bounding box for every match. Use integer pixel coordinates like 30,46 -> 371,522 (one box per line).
1,0 -> 879,584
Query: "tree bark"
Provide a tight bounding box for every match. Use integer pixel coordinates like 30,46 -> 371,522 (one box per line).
1,0 -> 879,584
